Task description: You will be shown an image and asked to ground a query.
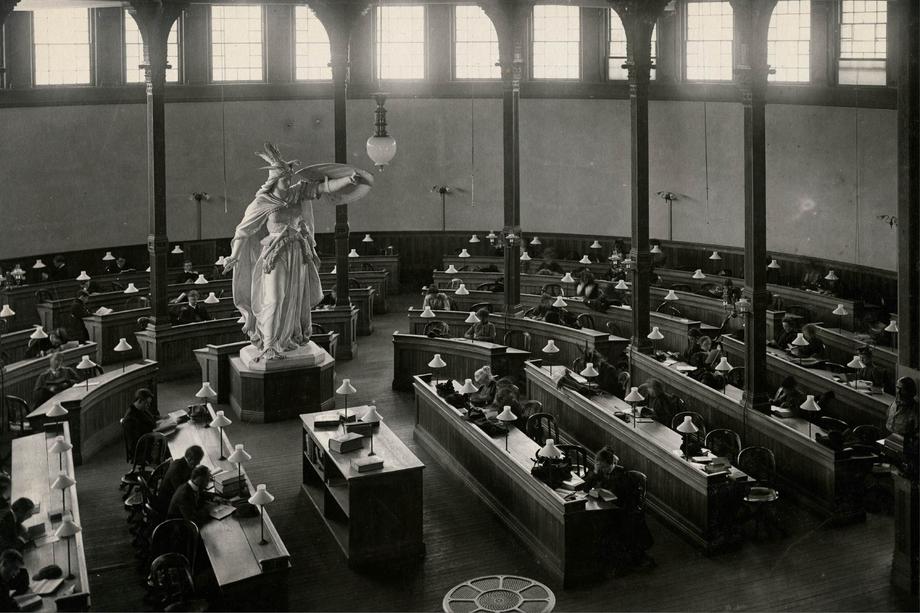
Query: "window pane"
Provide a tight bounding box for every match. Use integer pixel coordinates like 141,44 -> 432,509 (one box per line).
455,5 -> 499,79
376,6 -> 425,80
294,6 -> 331,80
838,0 -> 886,85
533,5 -> 579,79
686,0 -> 734,82
125,11 -> 179,84
608,9 -> 657,80
33,8 -> 91,85
768,0 -> 810,82
211,5 -> 263,82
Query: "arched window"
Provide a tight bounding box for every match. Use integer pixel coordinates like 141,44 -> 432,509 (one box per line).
376,5 -> 426,80
608,9 -> 657,81
532,5 -> 580,79
211,5 -> 264,82
32,8 -> 91,85
838,0 -> 887,86
295,6 -> 331,81
125,11 -> 180,84
685,0 -> 734,82
454,5 -> 500,80
768,0 -> 810,83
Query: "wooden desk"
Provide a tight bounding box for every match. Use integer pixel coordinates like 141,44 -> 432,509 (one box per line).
407,308 -> 627,368
414,376 -> 614,587
813,325 -> 897,391
320,255 -> 401,294
13,425 -> 90,611
0,328 -> 33,364
322,287 -> 375,336
443,255 -> 611,278
392,333 -> 530,391
2,342 -> 96,407
168,404 -> 290,599
29,361 -> 158,464
312,306 -> 358,360
194,341 -> 250,403
301,409 -> 424,565
432,270 -> 502,293
719,336 -> 892,429
525,361 -> 747,551
632,353 -> 873,522
319,271 -> 389,313
135,317 -> 245,380
37,289 -> 149,331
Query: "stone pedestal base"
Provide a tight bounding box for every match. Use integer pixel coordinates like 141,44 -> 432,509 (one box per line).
229,345 -> 335,423
892,471 -> 919,596
239,342 -> 322,371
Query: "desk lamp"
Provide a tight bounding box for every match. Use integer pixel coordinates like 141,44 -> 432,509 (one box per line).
832,304 -> 848,331
336,378 -> 357,425
459,248 -> 470,258
458,378 -> 478,404
624,386 -> 645,428
715,357 -> 732,394
215,255 -> 227,267
114,337 -> 132,372
49,436 -> 72,471
445,265 -> 459,274
824,270 -> 838,282
47,402 -> 69,430
248,484 -> 275,545
542,340 -> 560,375
171,245 -> 183,254
790,333 -> 809,363
55,516 -> 82,579
52,472 -> 76,517
676,416 -> 699,459
664,290 -> 679,302
530,237 -> 542,246
330,265 -> 337,274
33,259 -> 46,271
76,271 -> 91,282
552,296 -> 567,309
579,255 -> 591,265
469,234 -> 480,243
464,311 -> 480,342
560,272 -> 576,285
196,382 -> 216,412
579,362 -> 599,389
203,292 -> 220,305
227,444 -> 252,493
497,406 -> 517,451
846,355 -> 866,390
590,240 -> 602,250
76,355 -> 97,390
0,304 -> 14,319
647,327 -> 664,355
799,395 -> 821,438
31,326 -> 48,341
420,306 -> 436,318
102,251 -> 115,263
520,251 -> 532,262
885,320 -> 898,349
455,284 -> 470,296
650,244 -> 662,255
427,355 -> 446,386
692,269 -> 706,280
348,249 -> 360,259
768,259 -> 781,270
362,406 -> 383,456
193,274 -> 208,285
209,410 -> 232,460
123,283 -> 139,294
362,234 -> 373,255
537,439 -> 563,460
708,251 -> 721,261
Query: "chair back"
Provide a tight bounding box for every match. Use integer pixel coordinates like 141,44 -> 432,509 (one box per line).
525,413 -> 559,446
148,553 -> 196,607
557,444 -> 590,478
705,428 -> 743,462
671,410 -> 707,439
738,446 -> 776,486
656,303 -> 682,317
150,519 -> 200,572
4,395 -> 31,434
131,432 -> 170,472
606,321 -> 622,337
475,283 -> 503,293
726,367 -> 745,388
851,424 -> 884,444
449,278 -> 463,289
818,416 -> 850,433
540,284 -> 564,297
617,371 -> 630,393
699,282 -> 720,296
519,400 -> 542,427
470,302 -> 494,313
423,321 -> 450,338
575,313 -> 595,331
502,329 -> 531,352
627,470 -> 648,511
670,284 -> 692,293
311,323 -> 326,335
148,459 -> 172,498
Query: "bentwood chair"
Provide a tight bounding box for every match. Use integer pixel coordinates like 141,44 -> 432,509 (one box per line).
737,446 -> 783,539
557,444 -> 590,478
525,413 -> 559,446
705,429 -> 743,463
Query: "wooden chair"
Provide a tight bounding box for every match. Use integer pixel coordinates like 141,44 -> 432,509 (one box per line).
502,329 -> 531,352
150,519 -> 200,572
737,446 -> 783,539
423,321 -> 450,338
476,282 -> 503,293
525,413 -> 559,446
575,313 -> 596,331
4,395 -> 33,438
518,400 -> 542,430
705,429 -> 743,463
851,424 -> 884,445
606,321 -> 622,337
656,302 -> 682,317
670,284 -> 692,293
470,302 -> 493,313
627,470 -> 648,512
147,553 -> 206,612
540,284 -> 564,297
121,432 -> 170,498
449,278 -> 463,289
818,416 -> 849,433
726,367 -> 745,388
557,444 -> 590,478
311,323 -> 326,335
671,410 -> 707,440
699,282 -> 720,297
617,371 -> 630,395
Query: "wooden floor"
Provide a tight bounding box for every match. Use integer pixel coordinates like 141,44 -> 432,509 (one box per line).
73,294 -> 918,612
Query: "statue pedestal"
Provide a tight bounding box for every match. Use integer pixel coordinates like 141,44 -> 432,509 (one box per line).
229,342 -> 335,423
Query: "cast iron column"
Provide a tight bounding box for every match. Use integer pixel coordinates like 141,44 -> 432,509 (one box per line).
0,1 -> 19,89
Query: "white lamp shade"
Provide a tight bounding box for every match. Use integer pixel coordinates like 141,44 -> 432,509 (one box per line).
767,259 -> 781,269
171,245 -> 184,254
542,340 -> 560,354
692,269 -> 706,279
715,357 -> 732,372
196,382 -> 217,398
362,234 -> 373,243
55,517 -> 82,539
33,259 -> 46,269
52,473 -> 76,491
624,386 -> 645,402
676,415 -> 699,434
348,249 -> 360,258
193,274 -> 208,285
123,283 -> 139,294
825,270 -> 838,281
791,333 -> 809,347
590,240 -> 602,249
580,362 -> 599,378
336,378 -> 357,395
458,379 -> 478,395
709,251 -> 722,260
455,284 -> 470,296
537,438 -> 563,459
560,272 -> 576,283
366,134 -> 397,169
248,483 -> 275,506
114,337 -> 132,352
209,410 -> 232,428
330,266 -> 337,274
420,306 -> 436,318
204,292 -> 220,304
885,321 -> 899,333
47,403 -> 68,418
445,265 -> 458,274
215,256 -> 227,266
76,271 -> 91,281
847,355 -> 866,370
650,244 -> 662,254
30,326 -> 48,340
552,296 -> 567,308
469,234 -> 480,243
227,444 -> 252,464
76,355 -> 97,371
530,237 -> 541,246
427,354 -> 446,369
486,231 -> 497,240
465,311 -> 480,324
505,233 -> 517,241
497,405 -> 517,423
145,266 -> 151,273
832,304 -> 848,316
799,395 -> 821,412
615,280 -> 629,290
647,327 -> 664,341
50,436 -> 72,455
520,252 -> 532,261
102,251 -> 115,261
362,406 -> 382,423
579,255 -> 592,265
608,252 -> 621,261
0,304 -> 15,318
665,290 -> 680,301
458,249 -> 470,258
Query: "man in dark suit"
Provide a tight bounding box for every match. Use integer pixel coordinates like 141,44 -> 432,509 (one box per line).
175,290 -> 212,325
0,548 -> 27,611
156,445 -> 205,514
167,465 -> 212,526
122,388 -> 159,461
0,498 -> 35,552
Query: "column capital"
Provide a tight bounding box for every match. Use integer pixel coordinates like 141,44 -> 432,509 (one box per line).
479,0 -> 530,88
308,1 -> 371,54
730,0 -> 778,97
0,0 -> 19,28
610,0 -> 669,85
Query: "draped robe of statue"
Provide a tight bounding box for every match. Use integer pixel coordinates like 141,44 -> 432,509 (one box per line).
232,180 -> 323,360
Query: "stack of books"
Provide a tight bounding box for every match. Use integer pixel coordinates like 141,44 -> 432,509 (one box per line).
213,472 -> 246,498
